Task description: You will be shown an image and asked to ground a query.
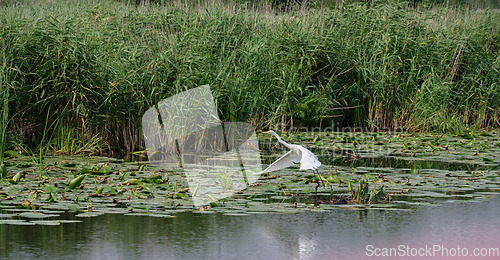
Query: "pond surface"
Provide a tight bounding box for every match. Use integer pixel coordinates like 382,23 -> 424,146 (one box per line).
0,131 -> 499,259
1,195 -> 499,260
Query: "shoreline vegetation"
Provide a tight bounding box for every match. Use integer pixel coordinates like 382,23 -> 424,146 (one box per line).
0,0 -> 498,155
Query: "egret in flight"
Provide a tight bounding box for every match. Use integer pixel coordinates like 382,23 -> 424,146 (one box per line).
258,131 -> 323,184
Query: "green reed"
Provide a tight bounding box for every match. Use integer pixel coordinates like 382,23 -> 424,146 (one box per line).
0,0 -> 498,152
0,58 -> 8,177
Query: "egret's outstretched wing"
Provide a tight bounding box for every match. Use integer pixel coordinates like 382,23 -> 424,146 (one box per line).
258,150 -> 301,174
298,146 -> 321,170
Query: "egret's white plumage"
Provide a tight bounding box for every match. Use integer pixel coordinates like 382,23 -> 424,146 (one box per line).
258,131 -> 321,174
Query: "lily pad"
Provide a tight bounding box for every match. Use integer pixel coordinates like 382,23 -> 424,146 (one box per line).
0,219 -> 35,225
18,212 -> 60,219
29,220 -> 62,226
75,212 -> 105,218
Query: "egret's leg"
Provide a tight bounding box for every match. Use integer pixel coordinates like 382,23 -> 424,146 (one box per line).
315,169 -> 325,187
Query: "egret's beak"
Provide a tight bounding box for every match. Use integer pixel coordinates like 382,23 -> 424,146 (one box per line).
262,131 -> 275,148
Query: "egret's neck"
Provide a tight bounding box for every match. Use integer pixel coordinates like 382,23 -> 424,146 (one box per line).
272,133 -> 291,149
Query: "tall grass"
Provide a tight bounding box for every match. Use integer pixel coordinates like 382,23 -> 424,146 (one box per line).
0,0 -> 498,152
0,55 -> 9,177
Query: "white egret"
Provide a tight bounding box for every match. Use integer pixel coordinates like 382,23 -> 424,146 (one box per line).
258,131 -> 323,184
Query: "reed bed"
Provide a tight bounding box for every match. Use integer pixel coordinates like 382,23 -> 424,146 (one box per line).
0,58 -> 8,175
0,0 -> 498,152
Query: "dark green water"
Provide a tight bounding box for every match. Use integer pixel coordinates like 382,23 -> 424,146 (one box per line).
1,196 -> 499,260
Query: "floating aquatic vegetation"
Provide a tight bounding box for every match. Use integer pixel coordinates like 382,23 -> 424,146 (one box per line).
0,219 -> 36,225
0,131 -> 498,221
18,212 -> 60,219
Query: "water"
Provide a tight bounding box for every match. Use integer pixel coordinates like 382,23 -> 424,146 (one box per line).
1,195 -> 499,260
1,131 -> 499,259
